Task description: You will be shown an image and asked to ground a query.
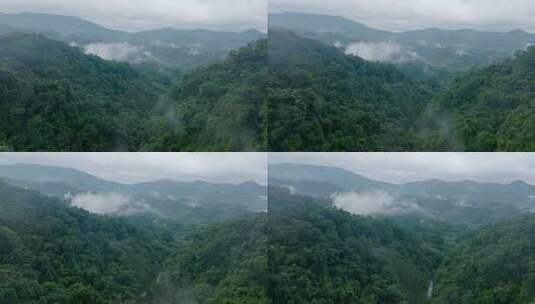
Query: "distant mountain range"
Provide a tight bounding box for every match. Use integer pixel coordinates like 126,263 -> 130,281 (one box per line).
269,12 -> 535,71
0,12 -> 264,70
270,163 -> 535,226
0,163 -> 267,219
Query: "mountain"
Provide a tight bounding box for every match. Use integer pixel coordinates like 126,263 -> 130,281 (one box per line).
0,163 -> 267,219
0,180 -> 268,303
0,32 -> 267,152
0,32 -> 162,151
0,163 -> 122,191
269,163 -> 535,227
268,30 -> 437,151
431,215 -> 535,303
153,214 -> 268,303
269,12 -> 535,71
0,12 -> 264,70
0,181 -> 173,303
268,186 -> 442,303
144,39 -> 267,151
431,46 -> 535,151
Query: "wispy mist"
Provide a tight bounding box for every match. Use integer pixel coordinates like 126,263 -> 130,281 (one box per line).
84,42 -> 153,63
344,41 -> 421,63
71,192 -> 131,214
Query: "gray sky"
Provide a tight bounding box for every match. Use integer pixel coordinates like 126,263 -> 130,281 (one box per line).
269,0 -> 535,33
269,153 -> 535,185
0,153 -> 267,185
0,0 -> 267,32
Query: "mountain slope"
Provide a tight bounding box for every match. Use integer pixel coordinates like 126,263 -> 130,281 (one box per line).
0,12 -> 264,70
145,39 -> 267,151
431,215 -> 535,303
0,32 -> 162,151
153,214 -> 268,303
433,46 -> 535,151
268,187 -> 441,303
268,30 -> 437,151
269,13 -> 535,71
269,163 -> 535,227
0,181 -> 172,303
0,163 -> 267,219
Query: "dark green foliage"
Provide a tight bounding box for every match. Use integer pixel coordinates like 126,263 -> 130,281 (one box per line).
0,33 -> 266,151
434,47 -> 535,151
153,214 -> 268,304
268,187 -> 441,303
0,181 -> 173,303
145,39 -> 267,151
431,215 -> 535,303
268,30 -> 437,151
0,33 -> 161,151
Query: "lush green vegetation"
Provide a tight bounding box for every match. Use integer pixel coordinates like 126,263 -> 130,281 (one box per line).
145,39 -> 267,151
0,33 -> 161,151
432,47 -> 535,151
0,181 -> 268,303
0,33 -> 266,151
431,215 -> 535,303
268,30 -> 439,151
268,29 -> 535,151
0,181 -> 173,303
268,187 -> 442,303
153,214 -> 268,303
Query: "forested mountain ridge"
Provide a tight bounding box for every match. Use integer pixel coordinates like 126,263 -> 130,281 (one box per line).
267,24 -> 535,151
269,12 -> 535,71
269,163 -> 535,227
153,214 -> 268,303
431,215 -> 535,303
0,163 -> 267,218
0,33 -> 267,151
268,30 -> 437,151
145,38 -> 267,151
268,186 -> 442,303
0,181 -> 174,303
432,46 -> 535,151
0,12 -> 265,70
0,32 -> 162,151
0,175 -> 268,303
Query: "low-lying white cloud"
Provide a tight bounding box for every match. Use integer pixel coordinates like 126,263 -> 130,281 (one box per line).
84,42 -> 153,63
345,41 -> 421,63
71,192 -> 131,214
332,191 -> 397,215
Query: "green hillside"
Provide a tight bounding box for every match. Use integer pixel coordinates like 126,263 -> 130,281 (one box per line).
434,46 -> 535,151
268,30 -> 437,151
431,215 -> 535,303
268,187 -> 442,303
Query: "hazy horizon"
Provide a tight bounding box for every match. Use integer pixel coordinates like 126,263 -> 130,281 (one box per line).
0,153 -> 267,185
269,153 -> 535,185
269,0 -> 535,33
0,0 -> 267,32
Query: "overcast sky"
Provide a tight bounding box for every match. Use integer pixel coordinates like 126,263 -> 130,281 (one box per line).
0,0 -> 267,32
269,0 -> 535,33
269,153 -> 535,185
0,153 -> 267,185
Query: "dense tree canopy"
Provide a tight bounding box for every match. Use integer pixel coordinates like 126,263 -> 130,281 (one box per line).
0,33 -> 163,151
145,39 -> 267,151
431,215 -> 535,303
153,214 -> 268,303
0,181 -> 173,303
268,30 -> 439,151
268,187 -> 442,303
0,33 -> 266,152
433,46 -> 535,151
0,181 -> 268,303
